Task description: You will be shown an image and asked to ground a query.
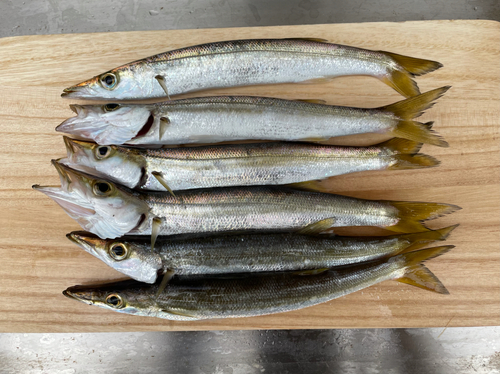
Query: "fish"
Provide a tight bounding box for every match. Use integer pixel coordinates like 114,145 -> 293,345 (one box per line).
56,88 -> 450,146
61,38 -> 443,100
59,136 -> 439,193
67,226 -> 458,283
62,245 -> 453,320
33,161 -> 460,240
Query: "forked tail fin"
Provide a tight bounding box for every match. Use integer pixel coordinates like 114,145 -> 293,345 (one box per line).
379,51 -> 443,97
379,86 -> 450,147
375,138 -> 440,170
393,245 -> 453,294
392,224 -> 459,254
386,201 -> 461,233
389,154 -> 440,170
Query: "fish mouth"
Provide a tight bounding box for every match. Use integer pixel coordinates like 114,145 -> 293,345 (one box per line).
33,184 -> 96,218
61,86 -> 82,97
66,231 -> 103,257
62,136 -> 93,159
69,104 -> 84,115
63,287 -> 94,305
33,161 -> 97,217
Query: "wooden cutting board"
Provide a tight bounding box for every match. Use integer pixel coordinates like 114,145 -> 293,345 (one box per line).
0,20 -> 498,333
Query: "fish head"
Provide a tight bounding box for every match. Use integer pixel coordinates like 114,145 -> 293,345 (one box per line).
33,161 -> 150,239
67,231 -> 162,284
63,279 -> 159,317
61,64 -> 157,100
56,103 -> 154,145
59,137 -> 145,189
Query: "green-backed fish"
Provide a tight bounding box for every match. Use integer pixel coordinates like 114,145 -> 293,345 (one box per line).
61,39 -> 442,100
63,246 -> 453,320
67,226 -> 457,283
56,88 -> 449,146
33,162 -> 460,240
59,136 -> 439,193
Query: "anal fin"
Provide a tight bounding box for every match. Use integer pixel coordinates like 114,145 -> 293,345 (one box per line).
297,218 -> 336,235
294,99 -> 327,104
293,268 -> 329,276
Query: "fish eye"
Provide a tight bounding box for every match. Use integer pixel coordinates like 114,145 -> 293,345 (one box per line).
103,103 -> 120,112
109,242 -> 128,261
95,145 -> 111,160
105,294 -> 124,308
100,73 -> 118,90
93,181 -> 113,196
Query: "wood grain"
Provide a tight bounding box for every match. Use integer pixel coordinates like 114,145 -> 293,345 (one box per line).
0,20 -> 499,332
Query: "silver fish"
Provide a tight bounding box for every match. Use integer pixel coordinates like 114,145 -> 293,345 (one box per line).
34,162 -> 460,239
61,38 -> 443,100
62,246 -> 453,320
59,136 -> 438,193
67,226 -> 457,283
56,88 -> 449,146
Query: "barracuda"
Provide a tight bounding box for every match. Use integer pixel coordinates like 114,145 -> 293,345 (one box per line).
56,88 -> 450,146
61,38 -> 443,100
67,226 -> 457,283
59,137 -> 439,193
33,162 -> 460,240
62,246 -> 453,321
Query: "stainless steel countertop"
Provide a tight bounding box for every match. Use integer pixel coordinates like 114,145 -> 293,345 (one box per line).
1,1 -> 499,373
1,328 -> 499,373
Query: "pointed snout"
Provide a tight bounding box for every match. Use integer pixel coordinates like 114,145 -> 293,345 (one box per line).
62,136 -> 94,157
66,231 -> 105,257
63,287 -> 95,305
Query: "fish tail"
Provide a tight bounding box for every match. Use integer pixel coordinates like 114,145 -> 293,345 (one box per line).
376,138 -> 440,170
386,201 -> 461,233
389,154 -> 440,170
287,180 -> 330,193
380,52 -> 443,97
381,86 -> 450,147
392,121 -> 448,147
377,138 -> 423,154
394,245 -> 453,294
394,224 -> 459,254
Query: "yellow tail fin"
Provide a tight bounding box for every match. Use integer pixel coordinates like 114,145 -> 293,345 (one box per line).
384,51 -> 444,76
380,52 -> 443,97
387,201 -> 461,233
380,87 -> 450,147
392,121 -> 448,147
394,245 -> 453,294
377,138 -> 422,154
394,225 -> 459,254
389,154 -> 440,170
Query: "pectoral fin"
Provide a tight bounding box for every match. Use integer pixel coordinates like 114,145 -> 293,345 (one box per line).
297,218 -> 336,235
159,117 -> 170,140
160,308 -> 199,320
155,75 -> 170,98
152,171 -> 176,197
156,269 -> 175,297
151,216 -> 164,251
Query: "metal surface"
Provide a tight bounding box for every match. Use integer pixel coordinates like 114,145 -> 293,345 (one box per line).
0,0 -> 499,37
1,328 -> 499,374
1,1 -> 499,373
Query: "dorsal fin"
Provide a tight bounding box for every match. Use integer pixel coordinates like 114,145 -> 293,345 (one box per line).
286,38 -> 330,43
